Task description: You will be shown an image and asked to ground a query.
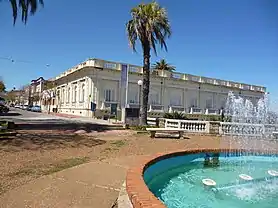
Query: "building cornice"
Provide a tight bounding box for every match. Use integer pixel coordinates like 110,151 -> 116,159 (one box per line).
53,58 -> 266,93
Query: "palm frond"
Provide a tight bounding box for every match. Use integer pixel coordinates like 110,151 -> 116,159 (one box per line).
126,1 -> 171,55
152,59 -> 175,71
9,0 -> 44,25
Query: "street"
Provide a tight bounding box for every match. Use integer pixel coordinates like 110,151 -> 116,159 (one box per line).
1,108 -> 71,124
0,108 -> 119,132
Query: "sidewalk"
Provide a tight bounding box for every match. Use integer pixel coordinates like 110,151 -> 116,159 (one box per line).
48,112 -> 121,126
0,156 -> 143,208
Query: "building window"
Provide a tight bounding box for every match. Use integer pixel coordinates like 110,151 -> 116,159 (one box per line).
67,87 -> 71,103
128,89 -> 138,103
57,90 -> 60,102
73,86 -> 77,102
61,89 -> 65,103
104,89 -> 115,102
149,91 -> 159,105
206,98 -> 213,109
220,99 -> 226,109
170,93 -> 182,106
190,97 -> 198,107
80,83 -> 85,102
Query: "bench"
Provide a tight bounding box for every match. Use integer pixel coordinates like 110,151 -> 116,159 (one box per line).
146,128 -> 187,139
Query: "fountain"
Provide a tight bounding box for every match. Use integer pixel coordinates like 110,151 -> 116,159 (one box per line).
225,91 -> 269,124
127,91 -> 278,208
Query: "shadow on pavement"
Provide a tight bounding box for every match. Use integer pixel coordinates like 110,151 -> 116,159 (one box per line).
15,122 -> 121,132
0,112 -> 22,117
0,131 -> 106,151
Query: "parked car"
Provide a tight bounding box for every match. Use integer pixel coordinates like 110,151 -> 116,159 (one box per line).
27,106 -> 33,111
22,105 -> 29,110
0,104 -> 9,113
31,105 -> 41,112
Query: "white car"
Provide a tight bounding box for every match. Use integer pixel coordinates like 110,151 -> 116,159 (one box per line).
22,105 -> 28,110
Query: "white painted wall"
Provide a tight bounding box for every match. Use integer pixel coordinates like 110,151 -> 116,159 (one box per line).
43,59 -> 265,117
48,66 -> 264,117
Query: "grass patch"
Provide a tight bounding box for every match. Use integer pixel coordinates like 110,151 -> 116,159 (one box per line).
110,140 -> 126,148
9,168 -> 37,177
101,140 -> 127,153
9,157 -> 91,178
101,147 -> 119,152
44,157 -> 90,175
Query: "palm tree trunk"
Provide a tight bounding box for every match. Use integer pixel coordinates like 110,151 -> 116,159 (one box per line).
141,45 -> 151,126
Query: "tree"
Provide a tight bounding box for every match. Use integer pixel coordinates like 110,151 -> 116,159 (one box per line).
0,80 -> 6,92
152,59 -> 175,72
5,90 -> 17,103
126,1 -> 171,125
9,0 -> 44,25
18,85 -> 28,105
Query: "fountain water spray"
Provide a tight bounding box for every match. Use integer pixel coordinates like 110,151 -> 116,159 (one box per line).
224,91 -> 271,152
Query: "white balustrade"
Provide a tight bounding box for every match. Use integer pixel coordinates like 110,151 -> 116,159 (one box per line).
219,122 -> 265,136
165,119 -> 210,133
147,117 -> 158,126
264,124 -> 278,136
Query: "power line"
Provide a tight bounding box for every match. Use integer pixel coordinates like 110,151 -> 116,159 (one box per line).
0,56 -> 50,67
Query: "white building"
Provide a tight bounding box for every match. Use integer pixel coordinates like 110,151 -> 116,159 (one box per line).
47,58 -> 266,118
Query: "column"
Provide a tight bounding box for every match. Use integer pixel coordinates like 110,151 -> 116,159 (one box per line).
163,80 -> 168,112
183,88 -> 187,112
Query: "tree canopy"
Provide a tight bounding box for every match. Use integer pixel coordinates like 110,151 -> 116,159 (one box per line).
0,80 -> 6,92
126,1 -> 171,55
152,59 -> 175,71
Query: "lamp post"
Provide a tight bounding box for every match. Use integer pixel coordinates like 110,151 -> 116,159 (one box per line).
137,80 -> 143,119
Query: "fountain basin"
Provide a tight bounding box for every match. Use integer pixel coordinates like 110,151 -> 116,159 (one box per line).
126,149 -> 278,208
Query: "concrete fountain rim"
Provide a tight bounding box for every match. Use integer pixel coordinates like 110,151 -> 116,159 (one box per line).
126,148 -> 278,208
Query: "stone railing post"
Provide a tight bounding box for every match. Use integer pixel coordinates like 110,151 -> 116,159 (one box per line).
158,118 -> 165,127
209,121 -> 221,135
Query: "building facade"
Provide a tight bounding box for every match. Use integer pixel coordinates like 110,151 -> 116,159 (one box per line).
29,77 -> 45,106
46,58 -> 266,117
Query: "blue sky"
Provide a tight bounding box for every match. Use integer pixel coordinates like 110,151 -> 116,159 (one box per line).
0,0 -> 277,101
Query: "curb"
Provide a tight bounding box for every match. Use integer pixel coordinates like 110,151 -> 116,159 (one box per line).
117,182 -> 133,208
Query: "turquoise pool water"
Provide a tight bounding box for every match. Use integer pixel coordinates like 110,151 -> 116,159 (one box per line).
144,153 -> 278,208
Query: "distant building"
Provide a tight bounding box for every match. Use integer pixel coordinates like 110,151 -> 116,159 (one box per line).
30,77 -> 45,106
42,58 -> 266,117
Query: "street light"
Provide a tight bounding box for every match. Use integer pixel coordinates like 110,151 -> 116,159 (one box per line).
137,80 -> 143,118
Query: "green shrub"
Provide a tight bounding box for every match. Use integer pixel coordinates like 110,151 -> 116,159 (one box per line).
164,111 -> 187,120
224,116 -> 232,122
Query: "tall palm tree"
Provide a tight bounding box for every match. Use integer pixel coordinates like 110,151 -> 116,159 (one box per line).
152,59 -> 175,72
126,1 -> 171,125
9,0 -> 44,25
